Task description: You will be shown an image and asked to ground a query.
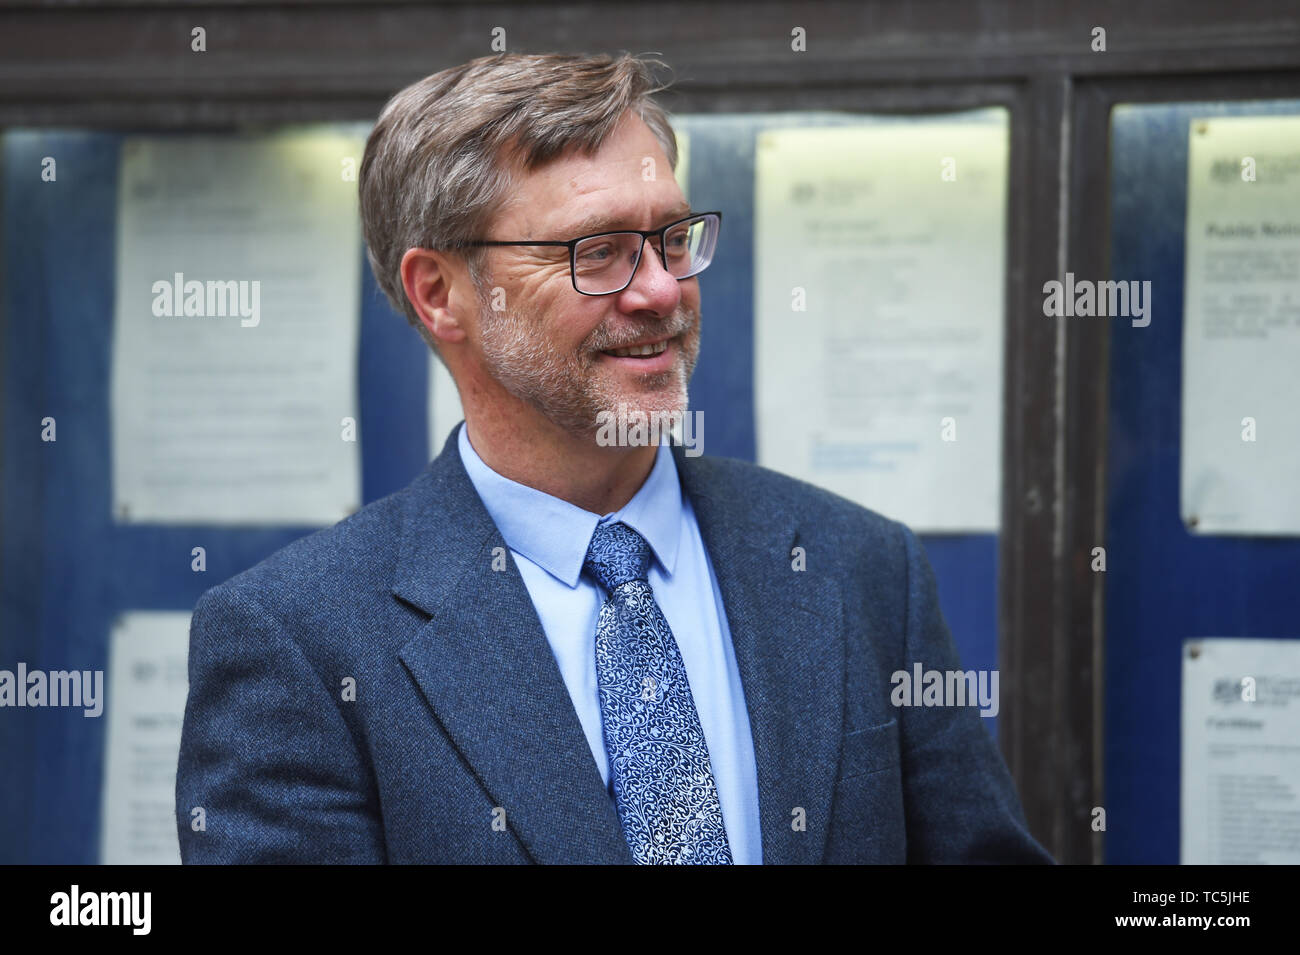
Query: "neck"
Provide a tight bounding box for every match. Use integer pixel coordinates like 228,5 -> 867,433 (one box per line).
462,402 -> 659,516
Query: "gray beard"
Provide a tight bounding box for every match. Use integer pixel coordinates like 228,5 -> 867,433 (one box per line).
476,293 -> 700,438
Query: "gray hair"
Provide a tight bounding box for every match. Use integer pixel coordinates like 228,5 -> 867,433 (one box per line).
359,52 -> 679,360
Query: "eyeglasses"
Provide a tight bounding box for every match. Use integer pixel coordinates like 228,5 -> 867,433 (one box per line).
458,211 -> 722,296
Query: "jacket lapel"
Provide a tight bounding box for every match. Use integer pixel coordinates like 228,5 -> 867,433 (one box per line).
392,427 -> 632,864
673,444 -> 846,865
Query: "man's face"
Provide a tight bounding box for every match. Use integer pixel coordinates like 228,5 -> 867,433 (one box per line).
470,112 -> 702,437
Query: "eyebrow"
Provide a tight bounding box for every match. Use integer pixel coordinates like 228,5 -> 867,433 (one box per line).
556,203 -> 696,239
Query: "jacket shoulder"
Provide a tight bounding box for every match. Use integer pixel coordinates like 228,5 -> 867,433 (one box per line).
195,471 -> 423,619
683,451 -> 909,552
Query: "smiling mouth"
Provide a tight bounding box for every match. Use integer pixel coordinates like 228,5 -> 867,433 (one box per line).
600,338 -> 670,358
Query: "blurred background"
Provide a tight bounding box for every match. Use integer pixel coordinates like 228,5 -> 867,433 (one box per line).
2,0 -> 1299,865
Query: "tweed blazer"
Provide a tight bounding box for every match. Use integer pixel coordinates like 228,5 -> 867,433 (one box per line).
176,424 -> 1053,864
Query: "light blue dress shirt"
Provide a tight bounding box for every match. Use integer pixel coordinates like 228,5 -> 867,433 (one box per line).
456,421 -> 762,864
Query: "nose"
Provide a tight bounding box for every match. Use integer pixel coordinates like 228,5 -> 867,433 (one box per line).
618,237 -> 682,312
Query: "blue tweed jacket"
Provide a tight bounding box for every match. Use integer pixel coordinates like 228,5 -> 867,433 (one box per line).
175,424 -> 1052,864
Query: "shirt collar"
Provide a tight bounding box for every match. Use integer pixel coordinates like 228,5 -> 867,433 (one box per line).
456,421 -> 683,588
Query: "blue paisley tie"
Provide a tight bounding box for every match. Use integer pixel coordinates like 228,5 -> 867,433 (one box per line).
584,520 -> 733,865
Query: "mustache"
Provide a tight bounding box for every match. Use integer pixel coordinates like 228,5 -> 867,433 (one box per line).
585,308 -> 699,352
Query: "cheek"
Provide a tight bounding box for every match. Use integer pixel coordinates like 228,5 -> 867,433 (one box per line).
515,284 -> 585,351
569,308 -> 613,353
680,278 -> 702,307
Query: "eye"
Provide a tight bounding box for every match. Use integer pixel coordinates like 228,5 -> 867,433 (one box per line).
664,231 -> 690,255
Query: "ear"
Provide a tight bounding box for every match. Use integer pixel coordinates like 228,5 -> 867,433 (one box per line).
400,247 -> 470,346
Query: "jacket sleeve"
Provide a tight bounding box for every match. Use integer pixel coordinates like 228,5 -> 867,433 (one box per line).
175,585 -> 385,863
893,523 -> 1055,864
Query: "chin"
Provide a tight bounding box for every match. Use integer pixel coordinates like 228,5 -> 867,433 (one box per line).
607,369 -> 691,411
608,386 -> 688,418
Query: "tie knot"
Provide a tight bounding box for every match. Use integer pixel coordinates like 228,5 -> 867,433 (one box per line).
583,521 -> 650,593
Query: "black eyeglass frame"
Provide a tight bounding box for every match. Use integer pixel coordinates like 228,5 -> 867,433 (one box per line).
455,210 -> 723,296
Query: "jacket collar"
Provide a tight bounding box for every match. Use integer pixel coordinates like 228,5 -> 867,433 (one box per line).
455,422 -> 683,588
392,424 -> 844,864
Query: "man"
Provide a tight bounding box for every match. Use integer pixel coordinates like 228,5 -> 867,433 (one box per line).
176,51 -> 1051,864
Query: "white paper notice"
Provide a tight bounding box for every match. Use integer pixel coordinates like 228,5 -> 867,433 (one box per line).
1181,115 -> 1300,534
754,114 -> 1008,531
1182,637 -> 1300,864
99,611 -> 191,865
112,128 -> 364,525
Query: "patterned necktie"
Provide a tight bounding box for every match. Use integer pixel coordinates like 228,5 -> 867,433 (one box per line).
584,520 -> 732,865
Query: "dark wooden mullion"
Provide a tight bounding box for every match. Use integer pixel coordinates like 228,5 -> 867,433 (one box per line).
999,73 -> 1073,861
1061,77 -> 1115,867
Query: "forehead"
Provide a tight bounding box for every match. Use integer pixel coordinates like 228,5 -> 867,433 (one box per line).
497,112 -> 688,237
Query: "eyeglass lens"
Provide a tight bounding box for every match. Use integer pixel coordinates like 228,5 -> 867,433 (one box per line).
572,215 -> 718,294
